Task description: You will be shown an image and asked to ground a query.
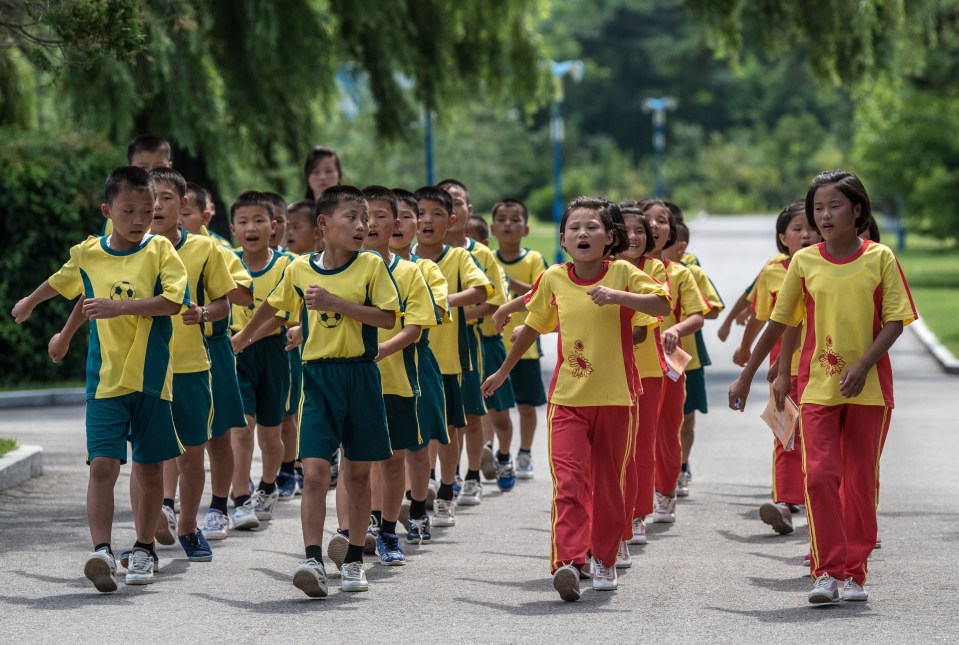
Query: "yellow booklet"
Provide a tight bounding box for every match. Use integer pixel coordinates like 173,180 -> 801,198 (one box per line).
665,346 -> 692,382
760,387 -> 799,450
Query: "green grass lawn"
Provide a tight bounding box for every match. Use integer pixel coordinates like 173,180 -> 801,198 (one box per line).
0,438 -> 17,458
488,218 -> 564,263
895,235 -> 959,357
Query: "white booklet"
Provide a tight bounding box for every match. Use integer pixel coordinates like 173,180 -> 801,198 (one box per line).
760,386 -> 799,450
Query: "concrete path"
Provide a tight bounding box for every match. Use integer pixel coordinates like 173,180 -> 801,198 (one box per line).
1,215 -> 957,643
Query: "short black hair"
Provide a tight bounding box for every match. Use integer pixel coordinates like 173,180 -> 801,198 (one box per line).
315,185 -> 367,219
437,178 -> 470,204
263,192 -> 288,220
149,167 -> 187,198
104,166 -> 156,205
560,196 -> 628,257
185,182 -> 208,211
664,201 -> 684,224
638,198 -> 677,249
414,186 -> 453,216
467,215 -> 489,242
392,188 -> 420,217
362,185 -> 398,219
127,134 -> 171,163
620,206 -> 655,256
287,199 -> 316,226
775,200 -> 806,254
491,198 -> 529,223
230,191 -> 274,222
674,222 -> 690,245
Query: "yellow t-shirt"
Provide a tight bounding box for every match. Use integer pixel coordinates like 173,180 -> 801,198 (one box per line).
684,263 -> 723,370
377,254 -> 440,397
497,248 -> 548,359
422,245 -> 493,375
746,253 -> 790,301
662,259 -> 711,359
414,256 -> 449,326
266,251 -> 401,362
770,241 -> 917,408
170,231 -> 236,373
632,257 -> 669,380
681,252 -> 700,267
752,258 -> 801,376
230,249 -> 295,335
465,239 -> 508,331
48,234 -> 189,401
205,245 -> 252,337
525,260 -> 669,407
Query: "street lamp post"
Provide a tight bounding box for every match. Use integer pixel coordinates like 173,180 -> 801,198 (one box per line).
643,96 -> 676,198
550,59 -> 584,265
424,105 -> 435,185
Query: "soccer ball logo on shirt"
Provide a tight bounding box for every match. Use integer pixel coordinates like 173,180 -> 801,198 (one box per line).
110,281 -> 136,301
318,311 -> 343,328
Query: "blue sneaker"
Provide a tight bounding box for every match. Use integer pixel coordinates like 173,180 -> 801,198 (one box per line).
406,514 -> 432,545
496,458 -> 516,492
375,531 -> 406,566
294,469 -> 304,496
178,530 -> 213,562
452,474 -> 463,495
276,470 -> 297,500
330,451 -> 340,489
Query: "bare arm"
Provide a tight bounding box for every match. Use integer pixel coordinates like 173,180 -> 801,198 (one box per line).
465,303 -> 498,322
727,320 -> 788,411
305,284 -> 396,330
587,287 -> 671,317
733,316 -> 765,366
229,285 -> 254,307
771,324 -> 801,410
632,326 -> 648,344
839,321 -> 903,398
447,286 -> 488,308
12,281 -> 61,323
662,312 -> 705,354
231,301 -> 281,353
82,295 -> 180,320
376,324 -> 421,362
48,297 -> 88,362
508,277 -> 533,295
718,292 -> 750,341
482,324 -> 541,397
491,294 -> 527,331
182,295 -> 230,325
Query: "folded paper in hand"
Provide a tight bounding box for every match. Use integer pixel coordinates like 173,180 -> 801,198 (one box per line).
665,346 -> 692,382
760,389 -> 799,450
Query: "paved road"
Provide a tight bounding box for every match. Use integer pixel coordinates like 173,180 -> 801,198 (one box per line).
1,216 -> 957,643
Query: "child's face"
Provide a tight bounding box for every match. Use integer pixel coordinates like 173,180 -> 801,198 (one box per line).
560,208 -> 611,264
286,211 -> 316,255
390,204 -> 417,251
444,185 -> 471,235
417,200 -> 451,245
231,205 -> 275,253
151,180 -> 184,236
780,212 -> 819,257
491,205 -> 528,246
812,184 -> 859,242
320,201 -> 368,253
102,189 -> 155,247
130,151 -> 172,172
618,215 -> 647,261
270,205 -> 287,249
466,220 -> 488,246
308,157 -> 340,197
178,193 -> 207,235
646,205 -> 670,252
365,200 -> 397,252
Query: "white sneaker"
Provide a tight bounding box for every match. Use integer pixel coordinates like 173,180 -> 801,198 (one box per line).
841,577 -> 868,601
125,547 -> 155,585
432,498 -> 456,527
515,452 -> 534,480
230,498 -> 260,531
458,479 -> 482,506
293,558 -> 328,598
252,488 -> 278,521
808,573 -> 840,604
676,471 -> 690,497
340,561 -> 369,592
615,541 -> 632,569
480,444 -> 497,481
650,491 -> 676,523
627,517 -> 648,545
84,548 -> 118,593
327,532 -> 349,570
552,564 -> 581,602
202,509 -> 229,541
591,559 -> 618,591
155,505 -> 177,546
759,502 -> 795,535
426,478 -> 439,507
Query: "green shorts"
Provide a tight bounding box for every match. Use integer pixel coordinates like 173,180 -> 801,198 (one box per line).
172,371 -> 213,447
385,395 -> 423,451
415,340 -> 449,448
207,334 -> 247,437
236,334 -> 290,427
481,334 -> 515,412
509,357 -> 547,407
442,374 -> 467,430
683,367 -> 708,415
86,392 -> 182,465
286,345 -> 303,417
297,359 -> 392,462
462,325 -> 486,417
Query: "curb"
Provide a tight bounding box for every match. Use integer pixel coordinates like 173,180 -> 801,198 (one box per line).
0,445 -> 43,492
0,388 -> 85,410
911,319 -> 959,375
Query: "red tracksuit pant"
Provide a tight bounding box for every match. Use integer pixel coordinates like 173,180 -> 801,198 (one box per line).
623,377 -> 665,534
548,403 -> 632,572
655,373 -> 685,495
772,378 -> 804,505
801,403 -> 891,585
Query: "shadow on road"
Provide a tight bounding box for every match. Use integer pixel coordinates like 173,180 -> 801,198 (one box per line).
708,602 -> 875,623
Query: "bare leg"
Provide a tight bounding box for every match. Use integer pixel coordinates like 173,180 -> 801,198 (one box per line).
464,415 -> 484,470
680,412 -> 695,464
175,444 -> 205,535
488,409 -> 513,456
88,458 -> 121,546
281,413 -> 298,463
379,451 -> 407,523
230,417 -> 256,497
206,432 -> 234,500
406,448 -> 431,503
300,457 -> 331,548
335,457 -> 350,529
162,459 -> 178,500
437,429 -> 460,486
518,404 -> 537,452
132,462 -> 164,544
255,424 -> 283,485
342,457 -> 373,549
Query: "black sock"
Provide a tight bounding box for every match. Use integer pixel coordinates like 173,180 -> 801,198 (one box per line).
337,528 -> 350,538
404,490 -> 413,501
163,498 -> 175,510
518,448 -> 531,455
429,468 -> 436,480
133,540 -> 155,557
258,479 -> 276,494
234,494 -> 251,508
466,469 -> 481,482
438,482 -> 454,501
681,462 -> 689,473
305,544 -> 323,562
344,543 -> 364,564
280,460 -> 295,475
381,519 -> 397,535
94,543 -> 112,556
371,510 -> 382,527
410,498 -> 426,519
456,464 -> 461,476
210,495 -> 228,514
496,451 -> 510,463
